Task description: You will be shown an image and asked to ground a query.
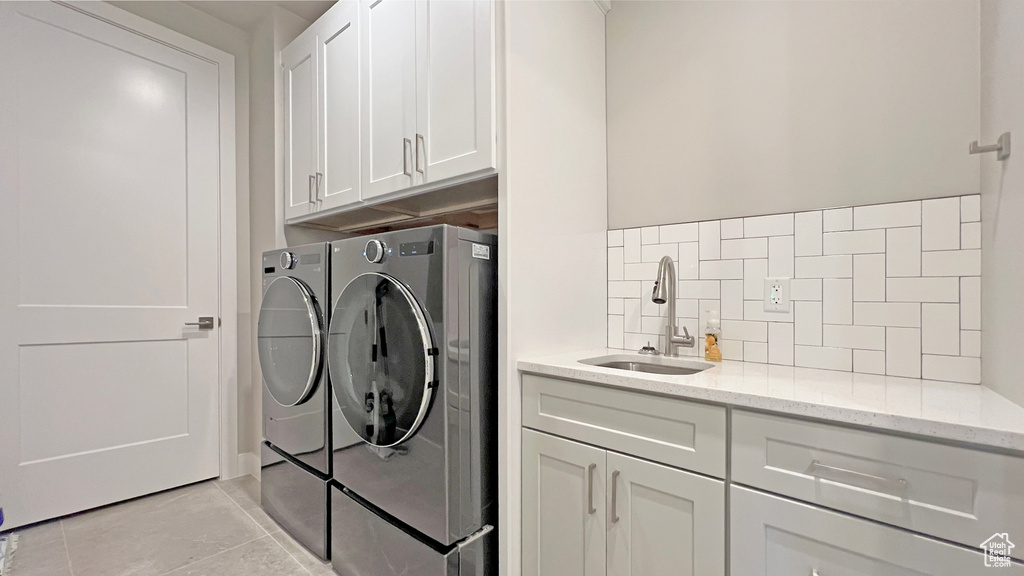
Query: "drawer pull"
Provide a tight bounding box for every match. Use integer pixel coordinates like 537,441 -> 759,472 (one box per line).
587,463 -> 597,514
611,470 -> 620,523
807,460 -> 908,495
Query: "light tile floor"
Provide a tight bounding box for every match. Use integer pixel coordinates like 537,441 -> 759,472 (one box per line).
2,477 -> 335,576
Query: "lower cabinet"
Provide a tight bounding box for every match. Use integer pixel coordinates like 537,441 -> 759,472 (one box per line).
731,485 -> 1024,575
522,428 -> 725,576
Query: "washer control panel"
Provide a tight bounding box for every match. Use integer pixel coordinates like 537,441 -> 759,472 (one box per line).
364,239 -> 388,263
279,251 -> 297,270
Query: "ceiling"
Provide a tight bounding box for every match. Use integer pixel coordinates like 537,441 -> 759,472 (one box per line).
183,1 -> 335,32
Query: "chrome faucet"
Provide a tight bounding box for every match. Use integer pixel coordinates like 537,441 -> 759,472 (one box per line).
652,256 -> 695,356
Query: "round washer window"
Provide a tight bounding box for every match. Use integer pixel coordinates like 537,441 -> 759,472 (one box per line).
328,273 -> 435,448
258,276 -> 322,407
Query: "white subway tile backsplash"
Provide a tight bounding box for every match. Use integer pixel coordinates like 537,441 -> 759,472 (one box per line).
744,213 -> 794,237
886,227 -> 921,277
722,319 -> 768,342
854,201 -> 921,230
791,279 -> 823,301
623,228 -> 641,263
921,249 -> 981,277
961,277 -> 981,330
922,303 -> 960,355
608,194 -> 981,382
743,259 -> 769,300
795,345 -> 852,371
608,247 -> 624,281
922,355 -> 980,384
768,323 -> 795,365
823,324 -> 885,351
608,229 -> 623,247
795,302 -> 823,346
823,207 -> 853,232
721,237 -> 768,260
659,222 -> 698,243
721,218 -> 744,239
721,280 -> 744,321
699,221 -> 721,260
795,211 -> 823,256
822,279 -> 853,324
768,236 -> 795,278
678,280 -> 720,300
886,277 -> 959,303
744,341 -> 769,363
853,254 -> 886,302
700,259 -> 744,280
961,195 -> 981,223
822,229 -> 886,255
854,302 -> 921,328
961,222 -> 981,250
795,255 -> 852,278
854,350 -> 886,375
886,327 -> 921,378
922,197 -> 960,251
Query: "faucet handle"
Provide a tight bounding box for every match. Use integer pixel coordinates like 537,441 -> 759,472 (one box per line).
681,325 -> 690,338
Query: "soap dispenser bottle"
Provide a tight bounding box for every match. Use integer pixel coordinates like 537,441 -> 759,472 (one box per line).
704,310 -> 722,362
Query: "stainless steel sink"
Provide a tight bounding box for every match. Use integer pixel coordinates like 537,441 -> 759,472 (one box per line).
578,355 -> 713,376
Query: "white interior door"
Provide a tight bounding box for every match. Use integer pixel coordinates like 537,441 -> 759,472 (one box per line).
0,1 -> 222,529
318,0 -> 361,212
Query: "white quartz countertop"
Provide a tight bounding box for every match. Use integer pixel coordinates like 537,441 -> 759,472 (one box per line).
518,349 -> 1024,453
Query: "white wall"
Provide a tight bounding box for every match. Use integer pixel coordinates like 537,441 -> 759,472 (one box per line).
497,2 -> 608,575
980,0 -> 1024,406
606,1 -> 980,229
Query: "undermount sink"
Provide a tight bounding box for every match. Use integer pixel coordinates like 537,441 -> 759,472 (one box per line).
578,355 -> 714,376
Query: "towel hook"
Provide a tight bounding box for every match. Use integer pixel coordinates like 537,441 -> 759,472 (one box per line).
969,132 -> 1011,161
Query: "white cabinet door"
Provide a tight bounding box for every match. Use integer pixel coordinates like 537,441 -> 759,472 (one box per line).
606,452 -> 725,576
731,486 -> 1024,575
360,0 -> 417,200
523,429 -> 607,576
317,0 -> 361,212
415,0 -> 494,184
283,31 -> 318,220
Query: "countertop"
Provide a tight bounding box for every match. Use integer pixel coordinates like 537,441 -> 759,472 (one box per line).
518,349 -> 1024,453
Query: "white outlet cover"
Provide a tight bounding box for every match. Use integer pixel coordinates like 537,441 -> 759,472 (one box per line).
763,277 -> 791,313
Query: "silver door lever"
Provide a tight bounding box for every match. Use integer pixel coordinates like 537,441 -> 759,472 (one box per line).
185,317 -> 215,330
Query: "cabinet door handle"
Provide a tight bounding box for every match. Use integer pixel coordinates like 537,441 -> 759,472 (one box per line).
308,175 -> 316,204
403,138 -> 413,177
587,463 -> 597,515
807,460 -> 908,494
610,470 -> 620,523
315,172 -> 323,199
415,133 -> 425,175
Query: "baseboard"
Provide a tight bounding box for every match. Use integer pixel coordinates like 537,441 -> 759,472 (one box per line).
237,451 -> 260,480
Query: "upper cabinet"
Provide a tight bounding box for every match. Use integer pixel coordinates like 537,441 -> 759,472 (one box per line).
283,0 -> 496,226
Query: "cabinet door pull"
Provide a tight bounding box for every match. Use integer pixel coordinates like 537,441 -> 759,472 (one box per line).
807,460 -> 908,494
403,138 -> 413,177
610,470 -> 620,523
308,175 -> 316,204
415,133 -> 425,175
315,172 -> 323,200
587,463 -> 597,514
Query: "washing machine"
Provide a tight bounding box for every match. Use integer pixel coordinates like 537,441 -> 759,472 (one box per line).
257,243 -> 331,560
327,225 -> 497,576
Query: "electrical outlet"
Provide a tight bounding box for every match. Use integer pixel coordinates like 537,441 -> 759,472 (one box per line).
763,277 -> 791,313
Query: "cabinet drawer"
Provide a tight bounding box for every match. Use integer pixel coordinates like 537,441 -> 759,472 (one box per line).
522,374 -> 726,478
731,486 -> 1024,575
732,410 -> 1024,553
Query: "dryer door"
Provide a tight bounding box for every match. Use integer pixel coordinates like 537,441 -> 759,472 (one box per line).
328,272 -> 435,448
258,276 -> 323,407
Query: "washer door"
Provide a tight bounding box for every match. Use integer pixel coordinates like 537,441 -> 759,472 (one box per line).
328,273 -> 435,448
258,276 -> 322,407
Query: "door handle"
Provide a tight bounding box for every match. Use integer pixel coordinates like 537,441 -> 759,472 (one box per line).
185,317 -> 215,330
403,138 -> 413,177
415,133 -> 425,175
308,175 -> 316,204
315,172 -> 323,200
587,463 -> 597,515
610,470 -> 620,523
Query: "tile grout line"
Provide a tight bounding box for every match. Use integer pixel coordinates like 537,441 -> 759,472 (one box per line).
58,520 -> 75,576
212,482 -> 315,576
152,534 -> 268,576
